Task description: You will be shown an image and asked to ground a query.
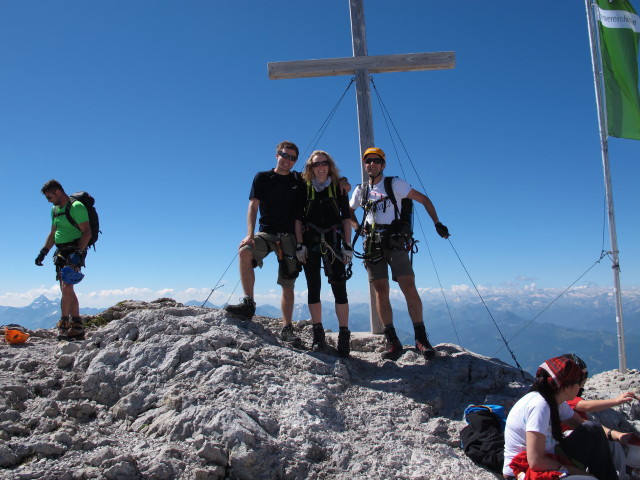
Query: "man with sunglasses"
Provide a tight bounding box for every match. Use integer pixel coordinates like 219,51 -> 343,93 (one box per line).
225,141 -> 305,343
35,179 -> 91,340
349,147 -> 450,361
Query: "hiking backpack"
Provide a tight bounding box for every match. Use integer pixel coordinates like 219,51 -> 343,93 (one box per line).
459,404 -> 506,473
383,176 -> 413,231
65,191 -> 100,249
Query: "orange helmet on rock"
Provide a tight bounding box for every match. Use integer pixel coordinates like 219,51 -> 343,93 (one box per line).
5,329 -> 29,345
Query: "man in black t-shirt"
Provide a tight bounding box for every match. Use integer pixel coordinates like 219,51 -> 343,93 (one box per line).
225,141 -> 304,343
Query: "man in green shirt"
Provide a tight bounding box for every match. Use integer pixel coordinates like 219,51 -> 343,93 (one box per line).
35,180 -> 91,340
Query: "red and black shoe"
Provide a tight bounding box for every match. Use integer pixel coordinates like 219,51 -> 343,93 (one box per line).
415,337 -> 436,360
381,335 -> 404,361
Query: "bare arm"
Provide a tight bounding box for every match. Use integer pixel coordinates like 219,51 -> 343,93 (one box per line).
43,224 -> 56,251
575,392 -> 637,413
406,188 -> 439,225
349,207 -> 360,231
240,199 -> 260,248
295,219 -> 303,244
342,218 -> 352,246
76,221 -> 91,252
338,177 -> 351,195
526,431 -> 590,476
563,411 -> 586,430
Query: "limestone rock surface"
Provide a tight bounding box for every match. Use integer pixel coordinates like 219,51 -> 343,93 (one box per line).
1,298 -> 638,479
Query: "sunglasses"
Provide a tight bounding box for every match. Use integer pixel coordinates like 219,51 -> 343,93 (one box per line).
278,151 -> 298,161
311,160 -> 330,168
364,157 -> 384,165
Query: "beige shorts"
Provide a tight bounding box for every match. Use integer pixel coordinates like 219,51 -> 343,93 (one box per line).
241,231 -> 299,289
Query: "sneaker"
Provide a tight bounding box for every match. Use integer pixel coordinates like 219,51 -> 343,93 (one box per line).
224,296 -> 256,320
280,324 -> 301,344
381,338 -> 403,361
311,324 -> 326,352
415,337 -> 436,360
337,329 -> 351,358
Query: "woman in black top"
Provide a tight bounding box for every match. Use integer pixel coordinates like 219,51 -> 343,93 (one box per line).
295,150 -> 353,357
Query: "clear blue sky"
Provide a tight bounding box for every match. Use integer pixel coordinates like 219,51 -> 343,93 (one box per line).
2,1 -> 638,309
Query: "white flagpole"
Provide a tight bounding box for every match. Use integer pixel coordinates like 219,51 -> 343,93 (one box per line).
585,0 -> 627,372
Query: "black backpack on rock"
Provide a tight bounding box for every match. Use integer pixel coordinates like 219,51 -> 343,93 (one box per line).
460,408 -> 505,473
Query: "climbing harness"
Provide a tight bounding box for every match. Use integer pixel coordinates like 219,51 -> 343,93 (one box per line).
352,177 -> 417,264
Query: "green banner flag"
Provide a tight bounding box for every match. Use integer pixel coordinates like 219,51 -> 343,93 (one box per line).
597,0 -> 640,140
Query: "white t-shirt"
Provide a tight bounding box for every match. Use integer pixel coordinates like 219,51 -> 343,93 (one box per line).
349,176 -> 412,225
503,391 -> 574,477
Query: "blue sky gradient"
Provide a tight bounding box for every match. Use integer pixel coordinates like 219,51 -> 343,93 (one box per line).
2,1 -> 639,309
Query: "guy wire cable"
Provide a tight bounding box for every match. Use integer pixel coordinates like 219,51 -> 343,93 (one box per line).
493,188 -> 614,356
202,251 -> 238,307
372,78 -> 527,377
448,240 -> 528,380
491,251 -> 608,357
370,77 -> 465,353
301,78 -> 355,159
413,210 -> 464,349
224,278 -> 242,308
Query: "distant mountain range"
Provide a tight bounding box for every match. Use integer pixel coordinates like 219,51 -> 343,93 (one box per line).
0,295 -> 104,330
6,292 -> 639,376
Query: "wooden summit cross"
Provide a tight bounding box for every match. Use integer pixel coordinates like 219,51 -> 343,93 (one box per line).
268,0 -> 455,333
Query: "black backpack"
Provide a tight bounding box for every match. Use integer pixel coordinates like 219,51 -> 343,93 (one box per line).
65,191 -> 100,248
383,176 -> 413,234
460,406 -> 505,473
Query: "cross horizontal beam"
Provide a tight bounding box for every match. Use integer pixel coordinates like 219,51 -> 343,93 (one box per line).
268,51 -> 455,80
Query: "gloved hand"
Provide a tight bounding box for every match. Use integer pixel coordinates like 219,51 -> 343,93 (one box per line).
342,244 -> 354,264
295,243 -> 307,263
435,222 -> 450,239
35,248 -> 49,266
68,251 -> 84,268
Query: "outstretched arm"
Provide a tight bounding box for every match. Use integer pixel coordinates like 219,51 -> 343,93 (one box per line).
406,189 -> 439,224
406,189 -> 449,238
575,392 -> 637,413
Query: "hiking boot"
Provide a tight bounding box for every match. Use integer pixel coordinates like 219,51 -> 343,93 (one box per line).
56,316 -> 70,331
58,317 -> 85,341
415,337 -> 436,360
280,324 -> 301,344
224,296 -> 256,321
337,328 -> 351,358
381,326 -> 404,361
413,322 -> 435,360
311,323 -> 326,352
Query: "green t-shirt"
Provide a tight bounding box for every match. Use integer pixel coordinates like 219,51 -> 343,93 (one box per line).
51,200 -> 89,245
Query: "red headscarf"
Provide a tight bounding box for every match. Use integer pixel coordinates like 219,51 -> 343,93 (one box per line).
537,356 -> 583,390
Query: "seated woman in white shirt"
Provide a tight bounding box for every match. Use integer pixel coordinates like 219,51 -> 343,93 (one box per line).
503,355 -> 626,480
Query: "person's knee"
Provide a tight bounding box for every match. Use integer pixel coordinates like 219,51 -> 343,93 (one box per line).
372,279 -> 389,294
282,286 -> 294,298
331,284 -> 348,304
397,275 -> 417,292
238,248 -> 255,265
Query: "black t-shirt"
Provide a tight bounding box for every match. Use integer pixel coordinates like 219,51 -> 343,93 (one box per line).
299,182 -> 350,229
249,170 -> 304,234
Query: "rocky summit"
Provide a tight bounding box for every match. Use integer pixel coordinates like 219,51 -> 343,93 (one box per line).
1,299 -> 639,480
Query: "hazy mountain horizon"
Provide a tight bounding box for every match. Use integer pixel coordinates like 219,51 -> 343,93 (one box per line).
4,293 -> 638,376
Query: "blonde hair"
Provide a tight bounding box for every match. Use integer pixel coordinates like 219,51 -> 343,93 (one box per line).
302,150 -> 341,183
